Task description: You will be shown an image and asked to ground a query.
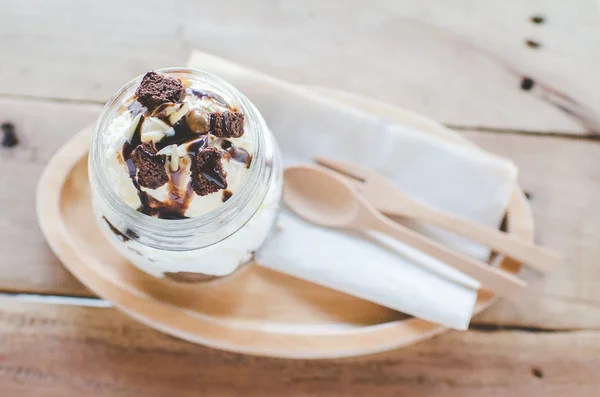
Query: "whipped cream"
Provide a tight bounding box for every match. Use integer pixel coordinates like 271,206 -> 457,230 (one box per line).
96,177 -> 281,278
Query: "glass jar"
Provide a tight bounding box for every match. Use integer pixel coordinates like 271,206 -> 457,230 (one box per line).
89,68 -> 282,281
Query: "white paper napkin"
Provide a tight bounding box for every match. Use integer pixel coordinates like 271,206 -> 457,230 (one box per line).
187,51 -> 518,330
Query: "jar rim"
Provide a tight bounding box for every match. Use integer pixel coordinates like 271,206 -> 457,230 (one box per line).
89,68 -> 272,250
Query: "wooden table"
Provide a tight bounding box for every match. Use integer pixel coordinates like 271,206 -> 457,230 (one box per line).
1,1 -> 599,395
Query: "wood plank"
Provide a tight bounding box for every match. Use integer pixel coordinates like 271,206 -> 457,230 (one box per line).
464,131 -> 600,330
0,298 -> 598,396
0,98 -> 100,296
1,97 -> 600,330
1,0 -> 599,133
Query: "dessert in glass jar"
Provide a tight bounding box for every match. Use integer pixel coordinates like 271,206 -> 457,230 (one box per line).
89,68 -> 282,282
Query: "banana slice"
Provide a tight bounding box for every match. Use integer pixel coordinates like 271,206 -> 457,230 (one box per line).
125,113 -> 142,142
141,117 -> 171,143
169,145 -> 180,172
168,102 -> 191,125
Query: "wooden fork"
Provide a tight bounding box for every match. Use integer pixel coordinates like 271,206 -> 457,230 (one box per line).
315,157 -> 561,274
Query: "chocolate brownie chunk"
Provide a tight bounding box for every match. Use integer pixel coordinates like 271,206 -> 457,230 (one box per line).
131,141 -> 168,189
209,111 -> 245,138
191,147 -> 227,196
222,190 -> 233,202
135,72 -> 185,110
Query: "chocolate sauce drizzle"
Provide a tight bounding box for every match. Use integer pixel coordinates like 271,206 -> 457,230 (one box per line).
188,89 -> 229,108
121,94 -> 247,219
187,136 -> 208,155
102,217 -> 130,241
203,165 -> 227,189
151,159 -> 196,220
122,116 -> 196,220
221,139 -> 252,168
123,115 -> 144,177
127,101 -> 147,118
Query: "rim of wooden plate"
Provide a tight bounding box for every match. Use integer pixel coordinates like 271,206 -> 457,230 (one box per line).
36,88 -> 533,359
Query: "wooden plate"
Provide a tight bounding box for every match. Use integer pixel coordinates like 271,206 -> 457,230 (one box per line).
36,89 -> 534,359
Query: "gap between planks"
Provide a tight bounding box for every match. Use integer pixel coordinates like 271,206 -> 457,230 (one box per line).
0,93 -> 596,141
0,292 -> 592,334
448,125 -> 600,141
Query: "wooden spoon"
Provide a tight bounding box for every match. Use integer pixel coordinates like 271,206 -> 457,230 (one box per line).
283,165 -> 527,299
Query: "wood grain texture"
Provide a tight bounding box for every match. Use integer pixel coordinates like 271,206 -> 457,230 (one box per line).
466,131 -> 600,330
1,1 -> 598,393
1,97 -> 599,329
1,0 -> 599,133
0,98 -> 99,296
0,297 -> 598,397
